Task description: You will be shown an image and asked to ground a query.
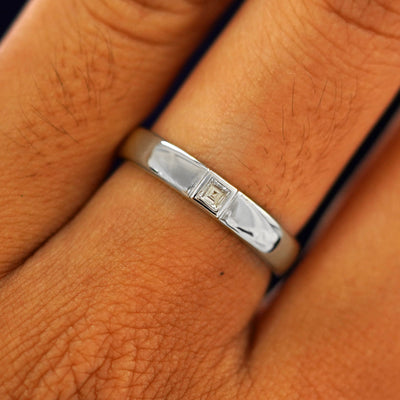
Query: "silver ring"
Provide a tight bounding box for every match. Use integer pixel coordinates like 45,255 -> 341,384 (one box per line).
120,128 -> 300,275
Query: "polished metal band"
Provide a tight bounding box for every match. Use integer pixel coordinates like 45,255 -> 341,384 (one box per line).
120,128 -> 300,275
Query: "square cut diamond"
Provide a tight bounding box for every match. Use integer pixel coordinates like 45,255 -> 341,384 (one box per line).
195,177 -> 231,214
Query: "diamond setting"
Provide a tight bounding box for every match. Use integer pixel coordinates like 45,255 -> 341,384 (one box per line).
194,175 -> 234,215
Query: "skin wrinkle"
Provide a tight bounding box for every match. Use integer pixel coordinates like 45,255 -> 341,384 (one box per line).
82,3 -> 167,48
83,0 -> 218,49
319,0 -> 400,40
10,30 -> 115,155
304,23 -> 374,78
288,0 -> 399,80
11,325 -> 75,397
16,100 -> 42,148
48,63 -> 86,127
51,52 -> 92,127
286,77 -> 346,194
73,344 -> 115,398
31,106 -> 78,143
32,314 -> 91,379
116,0 -> 220,15
40,316 -> 120,398
58,29 -> 112,126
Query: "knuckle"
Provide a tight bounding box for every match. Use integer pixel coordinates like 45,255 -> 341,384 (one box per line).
11,30 -> 115,159
116,0 -> 213,12
81,0 -> 213,46
284,0 -> 400,80
13,0 -> 220,158
318,0 -> 400,39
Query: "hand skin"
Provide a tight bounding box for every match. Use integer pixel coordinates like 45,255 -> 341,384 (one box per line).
0,0 -> 399,399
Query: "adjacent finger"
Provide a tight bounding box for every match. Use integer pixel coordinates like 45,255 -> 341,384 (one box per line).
0,0 -> 231,272
250,122 -> 400,399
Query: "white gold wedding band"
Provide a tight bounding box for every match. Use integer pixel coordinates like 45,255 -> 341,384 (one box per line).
120,128 -> 300,275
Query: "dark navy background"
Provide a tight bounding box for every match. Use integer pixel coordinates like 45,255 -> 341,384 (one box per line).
0,2 -> 25,36
1,1 -> 399,284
